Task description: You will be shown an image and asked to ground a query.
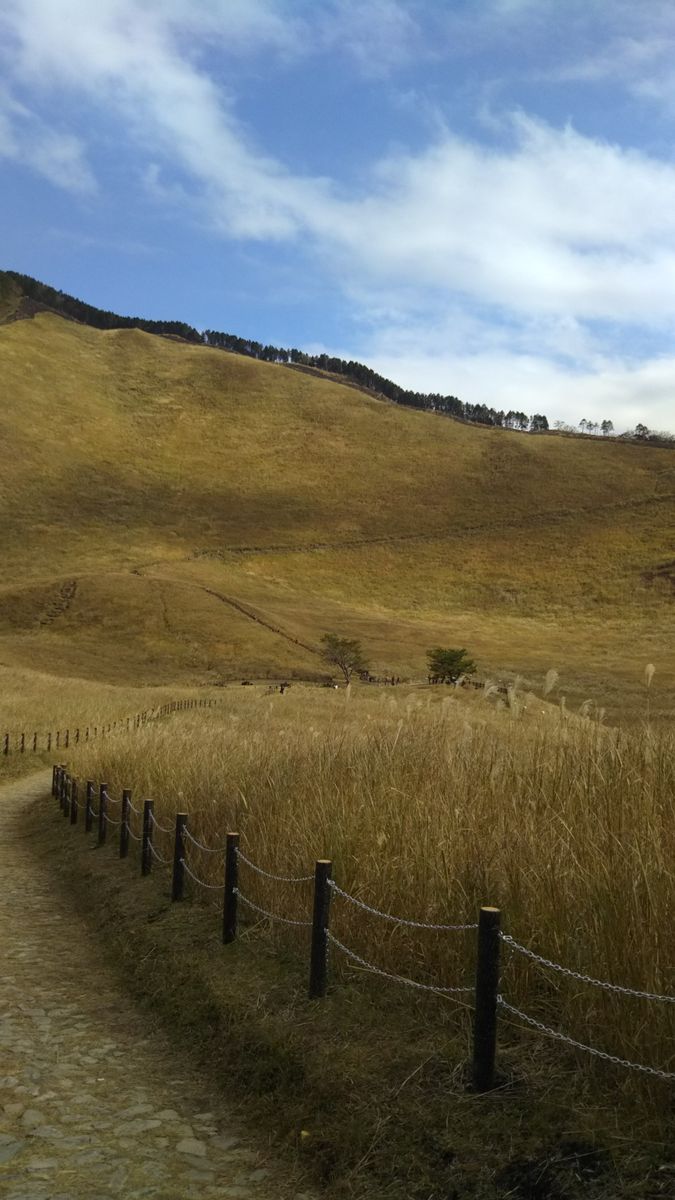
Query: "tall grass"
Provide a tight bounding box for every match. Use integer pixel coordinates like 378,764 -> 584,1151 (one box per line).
0,664 -> 215,735
68,684 -> 674,1080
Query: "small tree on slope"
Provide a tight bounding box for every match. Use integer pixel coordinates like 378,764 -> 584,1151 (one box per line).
427,647 -> 477,684
320,633 -> 369,685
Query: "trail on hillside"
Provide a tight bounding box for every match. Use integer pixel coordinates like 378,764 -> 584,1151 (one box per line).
37,579 -> 78,627
127,565 -> 323,660
0,772 -> 305,1200
186,490 -> 675,560
200,587 -> 322,658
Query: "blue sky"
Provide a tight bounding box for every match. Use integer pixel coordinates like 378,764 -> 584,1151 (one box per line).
2,1 -> 675,431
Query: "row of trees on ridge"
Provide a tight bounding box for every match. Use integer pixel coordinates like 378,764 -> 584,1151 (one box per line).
6,271 -> 671,442
4,271 -> 547,433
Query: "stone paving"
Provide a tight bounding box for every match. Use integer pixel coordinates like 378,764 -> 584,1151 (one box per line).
0,771 -> 310,1200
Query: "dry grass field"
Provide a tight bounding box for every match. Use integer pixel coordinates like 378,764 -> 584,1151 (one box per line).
0,299 -> 673,723
57,682 -> 674,1198
66,683 -> 674,1076
2,287 -> 674,1196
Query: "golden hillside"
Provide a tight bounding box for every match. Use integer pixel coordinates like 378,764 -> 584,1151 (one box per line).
0,307 -> 673,721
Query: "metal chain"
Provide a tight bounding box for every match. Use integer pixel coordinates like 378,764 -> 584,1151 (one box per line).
236,848 -> 312,883
500,934 -> 675,1003
179,858 -> 225,890
234,888 -> 311,927
182,827 -> 225,855
327,931 -> 473,993
328,881 -> 477,931
149,810 -> 174,835
497,996 -> 675,1080
148,840 -> 170,865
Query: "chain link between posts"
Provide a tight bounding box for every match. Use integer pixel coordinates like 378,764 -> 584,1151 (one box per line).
497,995 -> 675,1080
148,839 -> 170,865
327,931 -> 473,994
179,857 -> 225,890
182,827 -> 226,855
149,810 -> 174,836
234,887 -> 311,926
236,847 -> 313,883
500,934 -> 675,1002
328,880 -> 477,931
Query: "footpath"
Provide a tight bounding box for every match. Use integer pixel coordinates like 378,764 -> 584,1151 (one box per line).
0,771 -> 309,1200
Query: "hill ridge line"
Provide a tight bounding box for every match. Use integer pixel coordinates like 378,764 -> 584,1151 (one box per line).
7,268 -> 673,442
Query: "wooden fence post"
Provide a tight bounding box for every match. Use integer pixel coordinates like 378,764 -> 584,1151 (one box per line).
47,732 -> 51,752
223,833 -> 239,943
98,783 -> 108,846
172,813 -> 187,901
32,732 -> 37,752
85,781 -> 94,833
471,906 -> 501,1092
70,779 -> 78,826
308,860 -> 332,999
63,774 -> 71,819
83,782 -> 93,830
56,731 -> 60,749
20,733 -> 24,754
59,765 -> 68,811
120,789 -> 131,859
142,800 -> 154,876
3,733 -> 9,756
64,729 -> 69,749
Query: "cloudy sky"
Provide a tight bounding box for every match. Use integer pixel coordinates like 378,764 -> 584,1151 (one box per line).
2,0 -> 675,431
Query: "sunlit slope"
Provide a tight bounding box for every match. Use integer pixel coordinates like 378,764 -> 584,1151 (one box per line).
0,311 -> 673,717
1,312 -> 672,573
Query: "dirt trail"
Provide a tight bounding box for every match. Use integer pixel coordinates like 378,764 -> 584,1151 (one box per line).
37,580 -> 78,628
187,490 -> 675,559
0,772 -> 310,1200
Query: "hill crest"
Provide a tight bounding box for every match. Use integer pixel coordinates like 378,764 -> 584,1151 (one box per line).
6,267 -> 668,443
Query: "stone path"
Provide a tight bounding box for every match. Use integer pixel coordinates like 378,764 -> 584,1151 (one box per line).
0,772 -> 309,1200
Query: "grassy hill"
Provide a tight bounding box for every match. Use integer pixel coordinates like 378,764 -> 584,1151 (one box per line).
2,278 -> 673,1198
0,289 -> 673,722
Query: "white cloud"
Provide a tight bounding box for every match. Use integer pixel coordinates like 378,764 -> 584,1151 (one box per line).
8,1 -> 675,326
322,303 -> 675,432
360,339 -> 675,434
3,0 -> 675,428
330,114 -> 675,330
0,91 -> 95,194
318,0 -> 425,76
